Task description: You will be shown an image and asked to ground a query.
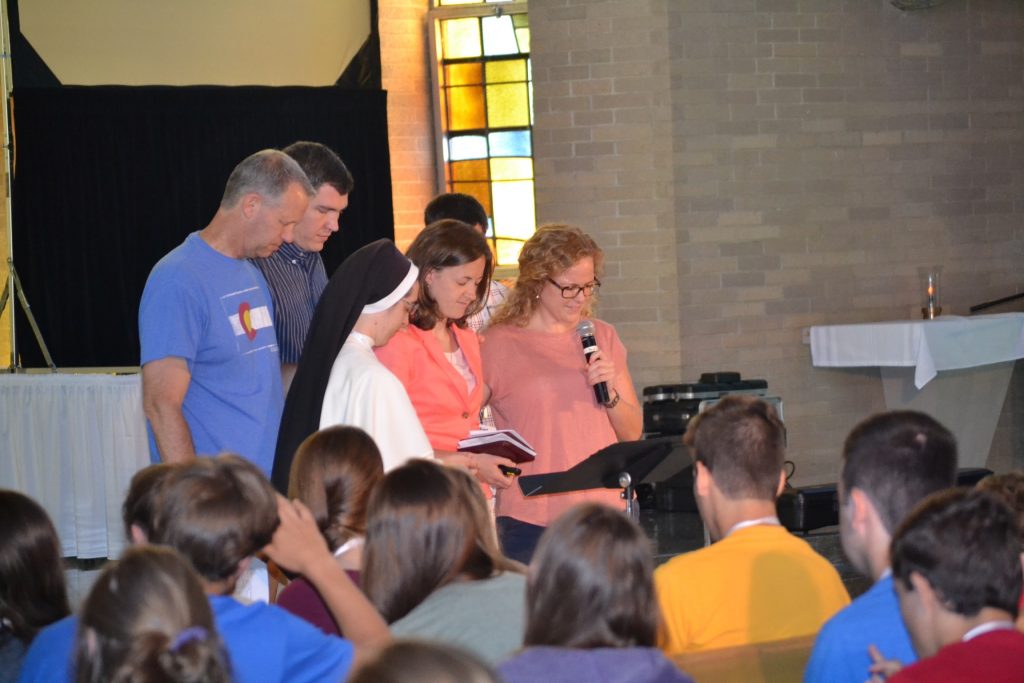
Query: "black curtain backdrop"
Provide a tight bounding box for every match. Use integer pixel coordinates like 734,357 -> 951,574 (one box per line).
10,86 -> 393,367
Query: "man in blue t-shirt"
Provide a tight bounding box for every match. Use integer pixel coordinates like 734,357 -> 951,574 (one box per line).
19,456 -> 389,683
139,149 -> 313,476
804,411 -> 958,683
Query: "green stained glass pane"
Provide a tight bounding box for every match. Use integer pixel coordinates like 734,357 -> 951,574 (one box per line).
451,181 -> 492,215
445,62 -> 482,86
485,59 -> 526,84
486,83 -> 530,128
515,28 -> 530,54
448,135 -> 488,161
496,238 -> 525,266
450,159 -> 490,181
490,157 -> 533,181
512,14 -> 529,29
492,180 -> 536,241
482,15 -> 518,56
441,17 -> 481,59
446,85 -> 486,131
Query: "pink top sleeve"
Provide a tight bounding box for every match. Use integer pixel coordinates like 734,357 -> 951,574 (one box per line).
482,319 -> 628,526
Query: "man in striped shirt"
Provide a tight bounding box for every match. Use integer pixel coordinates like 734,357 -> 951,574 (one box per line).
251,142 -> 353,394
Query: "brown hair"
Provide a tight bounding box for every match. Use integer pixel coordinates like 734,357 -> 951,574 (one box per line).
287,426 -> 384,551
407,219 -> 493,330
0,490 -> 70,643
685,395 -> 786,500
489,224 -> 604,328
840,411 -> 957,534
149,455 -> 279,584
122,463 -> 177,542
524,503 -> 659,648
977,470 -> 1024,545
75,546 -> 231,683
349,640 -> 500,683
361,460 -> 522,623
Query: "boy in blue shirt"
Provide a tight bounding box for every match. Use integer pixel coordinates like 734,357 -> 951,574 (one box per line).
20,456 -> 388,682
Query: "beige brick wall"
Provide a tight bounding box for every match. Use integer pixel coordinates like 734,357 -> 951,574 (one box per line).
380,0 -> 437,250
529,0 -> 1024,483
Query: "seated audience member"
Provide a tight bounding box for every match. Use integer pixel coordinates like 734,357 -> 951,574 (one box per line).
654,396 -> 849,654
362,459 -> 526,664
977,470 -> 1024,630
276,426 -> 385,635
273,239 -> 432,489
349,640 -> 501,683
120,462 -> 177,543
874,489 -> 1024,682
423,192 -> 509,332
74,546 -> 231,683
0,491 -> 70,683
804,411 -> 958,683
499,503 -> 694,683
19,455 -> 388,683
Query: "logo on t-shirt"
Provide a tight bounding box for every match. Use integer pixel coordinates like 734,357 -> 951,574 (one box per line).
229,301 -> 272,341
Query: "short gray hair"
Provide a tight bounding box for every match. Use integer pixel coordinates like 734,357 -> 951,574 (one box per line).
220,149 -> 314,209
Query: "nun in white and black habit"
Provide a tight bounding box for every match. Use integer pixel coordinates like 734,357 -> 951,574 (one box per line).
272,239 -> 434,492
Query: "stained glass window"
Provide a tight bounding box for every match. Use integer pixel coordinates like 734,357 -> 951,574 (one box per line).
431,1 -> 535,266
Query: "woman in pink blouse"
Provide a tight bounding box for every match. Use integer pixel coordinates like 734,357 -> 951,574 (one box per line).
482,225 -> 643,563
376,219 -> 515,490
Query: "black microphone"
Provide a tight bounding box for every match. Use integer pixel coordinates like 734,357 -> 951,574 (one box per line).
577,319 -> 610,404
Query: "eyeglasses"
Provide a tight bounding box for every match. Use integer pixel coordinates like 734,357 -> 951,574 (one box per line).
546,277 -> 601,299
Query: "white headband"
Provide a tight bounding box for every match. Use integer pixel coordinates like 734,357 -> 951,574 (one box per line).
361,262 -> 419,314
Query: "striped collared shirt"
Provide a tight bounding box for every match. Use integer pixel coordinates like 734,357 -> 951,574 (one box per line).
249,243 -> 327,364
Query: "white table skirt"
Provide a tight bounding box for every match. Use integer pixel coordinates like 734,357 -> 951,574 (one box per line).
810,313 -> 1024,389
0,373 -> 150,559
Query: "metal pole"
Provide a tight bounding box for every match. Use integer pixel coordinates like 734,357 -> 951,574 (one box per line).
0,0 -> 15,369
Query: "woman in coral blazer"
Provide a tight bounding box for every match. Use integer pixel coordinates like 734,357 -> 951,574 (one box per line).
376,219 -> 514,490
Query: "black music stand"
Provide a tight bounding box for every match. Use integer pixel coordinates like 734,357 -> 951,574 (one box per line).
517,436 -> 687,517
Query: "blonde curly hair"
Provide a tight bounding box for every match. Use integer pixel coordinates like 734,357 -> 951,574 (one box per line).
489,224 -> 604,328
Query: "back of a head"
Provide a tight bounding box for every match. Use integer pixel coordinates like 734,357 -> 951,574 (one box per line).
122,463 -> 177,542
219,149 -> 314,209
424,192 -> 487,229
525,503 -> 658,649
0,490 -> 70,643
362,459 -> 506,623
977,470 -> 1024,545
841,411 -> 958,534
282,141 -> 354,196
684,395 -> 786,500
75,545 -> 231,683
891,488 -> 1022,620
348,640 -> 500,683
287,426 -> 384,551
149,455 -> 279,584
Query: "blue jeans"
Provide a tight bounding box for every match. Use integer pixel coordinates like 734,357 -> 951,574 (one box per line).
496,516 -> 546,565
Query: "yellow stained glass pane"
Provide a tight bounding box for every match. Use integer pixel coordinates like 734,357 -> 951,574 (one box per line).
445,62 -> 482,86
490,157 -> 533,181
492,180 -> 536,241
496,238 -> 525,266
486,83 -> 529,128
441,18 -> 481,59
515,28 -> 531,54
451,181 -> 492,215
450,159 -> 489,181
485,59 -> 526,84
446,86 -> 486,131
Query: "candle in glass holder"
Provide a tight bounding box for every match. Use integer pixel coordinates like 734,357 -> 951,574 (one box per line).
921,268 -> 942,319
